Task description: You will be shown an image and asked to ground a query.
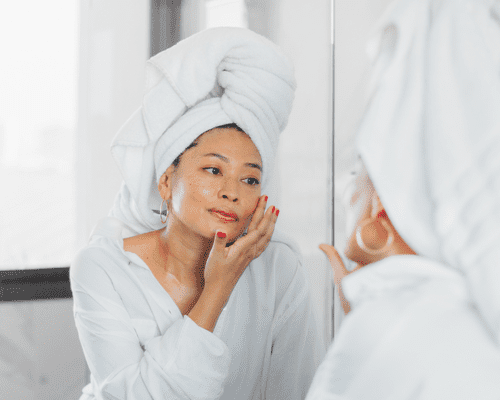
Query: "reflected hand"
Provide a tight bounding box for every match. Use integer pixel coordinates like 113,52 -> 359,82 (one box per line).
319,244 -> 361,314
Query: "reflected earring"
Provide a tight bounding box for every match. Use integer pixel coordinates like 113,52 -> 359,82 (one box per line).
159,199 -> 168,224
356,215 -> 394,255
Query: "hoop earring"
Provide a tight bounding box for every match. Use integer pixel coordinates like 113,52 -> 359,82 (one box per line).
159,199 -> 168,224
355,217 -> 394,255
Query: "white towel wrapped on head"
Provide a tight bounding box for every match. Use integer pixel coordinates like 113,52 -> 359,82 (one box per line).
108,27 -> 296,236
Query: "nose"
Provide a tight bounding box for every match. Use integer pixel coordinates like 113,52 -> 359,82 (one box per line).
219,177 -> 239,203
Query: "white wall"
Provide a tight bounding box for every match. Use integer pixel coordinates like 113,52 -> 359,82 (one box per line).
0,299 -> 87,399
270,0 -> 334,345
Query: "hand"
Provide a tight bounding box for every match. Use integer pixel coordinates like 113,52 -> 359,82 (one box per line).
188,195 -> 278,332
319,244 -> 361,314
204,195 -> 279,291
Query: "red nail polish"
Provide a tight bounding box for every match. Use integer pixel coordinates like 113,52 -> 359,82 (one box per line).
265,196 -> 268,202
377,210 -> 387,219
271,206 -> 275,213
276,209 -> 280,216
217,232 -> 226,238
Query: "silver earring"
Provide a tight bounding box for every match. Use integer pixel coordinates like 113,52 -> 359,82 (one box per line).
159,199 -> 168,224
355,217 -> 394,255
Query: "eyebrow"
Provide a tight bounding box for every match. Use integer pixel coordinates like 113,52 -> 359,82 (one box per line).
203,153 -> 262,171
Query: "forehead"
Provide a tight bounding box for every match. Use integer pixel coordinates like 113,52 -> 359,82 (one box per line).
193,127 -> 262,163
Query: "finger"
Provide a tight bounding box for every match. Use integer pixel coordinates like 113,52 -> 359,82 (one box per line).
247,195 -> 268,232
229,227 -> 260,255
245,205 -> 275,251
209,231 -> 229,258
243,204 -> 275,246
255,204 -> 276,232
254,207 -> 279,256
319,244 -> 349,284
229,206 -> 277,258
228,217 -> 267,258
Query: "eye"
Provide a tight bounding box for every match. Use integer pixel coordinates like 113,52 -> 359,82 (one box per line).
204,167 -> 221,175
243,177 -> 260,186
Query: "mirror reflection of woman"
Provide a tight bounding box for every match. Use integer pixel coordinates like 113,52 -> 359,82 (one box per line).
307,0 -> 500,398
71,28 -> 324,400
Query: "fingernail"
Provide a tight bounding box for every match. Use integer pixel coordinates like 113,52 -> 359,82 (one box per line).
271,206 -> 275,213
217,232 -> 226,238
264,196 -> 268,202
276,209 -> 280,216
377,210 -> 387,219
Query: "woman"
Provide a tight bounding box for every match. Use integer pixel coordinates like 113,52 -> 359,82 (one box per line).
308,0 -> 500,398
71,28 -> 324,399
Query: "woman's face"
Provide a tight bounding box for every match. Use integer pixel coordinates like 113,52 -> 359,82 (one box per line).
164,127 -> 262,242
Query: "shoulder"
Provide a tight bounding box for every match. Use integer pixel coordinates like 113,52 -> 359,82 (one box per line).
70,237 -> 126,288
123,230 -> 159,254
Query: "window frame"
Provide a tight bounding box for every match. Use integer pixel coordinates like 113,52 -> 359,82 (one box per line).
0,267 -> 71,302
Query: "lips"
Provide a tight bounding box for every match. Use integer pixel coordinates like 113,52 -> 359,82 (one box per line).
210,209 -> 238,222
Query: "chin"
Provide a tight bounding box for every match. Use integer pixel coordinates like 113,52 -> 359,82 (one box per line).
197,221 -> 241,241
209,214 -> 251,240
224,226 -> 247,242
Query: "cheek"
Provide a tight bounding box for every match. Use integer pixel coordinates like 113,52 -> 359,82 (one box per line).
171,181 -> 204,217
170,181 -> 185,214
345,193 -> 364,238
172,176 -> 213,214
240,195 -> 260,225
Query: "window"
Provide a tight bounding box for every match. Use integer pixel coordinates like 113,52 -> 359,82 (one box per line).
0,0 -> 78,270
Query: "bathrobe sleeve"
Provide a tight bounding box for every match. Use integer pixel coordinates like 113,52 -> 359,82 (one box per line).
264,245 -> 326,400
70,245 -> 231,400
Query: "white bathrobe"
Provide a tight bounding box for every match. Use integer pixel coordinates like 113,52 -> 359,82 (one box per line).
306,256 -> 500,399
71,220 -> 324,400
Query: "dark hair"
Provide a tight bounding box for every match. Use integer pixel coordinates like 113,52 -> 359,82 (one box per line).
171,123 -> 244,168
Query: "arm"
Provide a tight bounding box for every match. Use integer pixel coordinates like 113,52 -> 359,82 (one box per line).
71,247 -> 230,400
319,244 -> 361,314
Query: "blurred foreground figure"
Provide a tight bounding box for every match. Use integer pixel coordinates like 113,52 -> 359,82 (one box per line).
308,0 -> 500,398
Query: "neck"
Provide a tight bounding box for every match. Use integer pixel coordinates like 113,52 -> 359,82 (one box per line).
158,217 -> 213,288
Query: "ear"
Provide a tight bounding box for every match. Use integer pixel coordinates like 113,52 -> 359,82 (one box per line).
158,164 -> 176,202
